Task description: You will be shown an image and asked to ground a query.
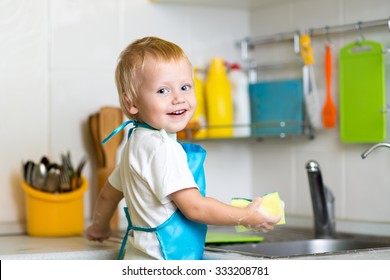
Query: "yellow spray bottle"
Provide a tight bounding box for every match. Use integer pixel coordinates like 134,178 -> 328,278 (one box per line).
177,67 -> 208,140
192,67 -> 208,139
205,57 -> 233,138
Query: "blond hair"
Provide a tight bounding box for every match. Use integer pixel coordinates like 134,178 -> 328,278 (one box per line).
115,36 -> 190,119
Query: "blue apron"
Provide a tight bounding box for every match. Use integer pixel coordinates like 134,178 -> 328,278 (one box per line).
102,121 -> 207,260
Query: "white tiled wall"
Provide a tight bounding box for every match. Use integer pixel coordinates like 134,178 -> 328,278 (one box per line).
0,0 -> 49,225
249,0 -> 390,224
1,0 -> 390,233
0,0 -> 250,230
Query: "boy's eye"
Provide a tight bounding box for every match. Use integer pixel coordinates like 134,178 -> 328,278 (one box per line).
181,84 -> 191,91
157,88 -> 169,94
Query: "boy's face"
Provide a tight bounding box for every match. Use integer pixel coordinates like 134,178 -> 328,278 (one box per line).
129,56 -> 197,133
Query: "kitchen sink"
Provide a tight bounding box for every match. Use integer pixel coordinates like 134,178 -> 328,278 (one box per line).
206,238 -> 390,258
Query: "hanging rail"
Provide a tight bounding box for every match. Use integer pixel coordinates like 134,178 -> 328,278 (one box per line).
238,17 -> 390,59
239,17 -> 390,48
309,17 -> 390,39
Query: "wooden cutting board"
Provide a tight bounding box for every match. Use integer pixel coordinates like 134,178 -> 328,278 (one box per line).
98,106 -> 124,168
339,40 -> 386,143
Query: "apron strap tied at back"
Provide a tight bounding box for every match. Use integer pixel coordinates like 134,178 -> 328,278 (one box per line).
102,120 -> 155,145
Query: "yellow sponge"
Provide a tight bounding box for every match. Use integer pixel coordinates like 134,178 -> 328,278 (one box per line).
231,198 -> 252,232
260,192 -> 285,225
231,198 -> 252,208
231,192 -> 285,232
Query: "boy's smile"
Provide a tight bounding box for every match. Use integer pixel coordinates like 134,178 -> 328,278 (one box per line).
168,109 -> 186,116
130,56 -> 196,133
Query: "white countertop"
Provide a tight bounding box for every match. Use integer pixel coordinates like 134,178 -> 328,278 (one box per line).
2,219 -> 390,260
0,235 -> 119,260
0,234 -> 257,260
2,233 -> 390,260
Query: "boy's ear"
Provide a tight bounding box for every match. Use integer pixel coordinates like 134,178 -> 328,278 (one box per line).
122,94 -> 138,115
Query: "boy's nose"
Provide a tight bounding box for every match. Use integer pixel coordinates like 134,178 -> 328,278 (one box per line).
172,91 -> 185,104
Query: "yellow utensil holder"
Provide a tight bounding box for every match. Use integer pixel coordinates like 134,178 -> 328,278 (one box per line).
22,177 -> 88,237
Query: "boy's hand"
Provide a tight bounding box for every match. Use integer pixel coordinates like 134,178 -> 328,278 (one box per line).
84,225 -> 111,243
245,197 -> 282,232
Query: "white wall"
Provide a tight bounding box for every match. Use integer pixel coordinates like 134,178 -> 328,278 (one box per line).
0,0 -> 251,231
1,0 -> 390,233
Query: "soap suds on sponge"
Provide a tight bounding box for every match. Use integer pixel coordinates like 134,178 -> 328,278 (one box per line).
231,192 -> 285,232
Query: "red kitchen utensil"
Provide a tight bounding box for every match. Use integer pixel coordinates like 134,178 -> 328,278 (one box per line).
322,43 -> 337,128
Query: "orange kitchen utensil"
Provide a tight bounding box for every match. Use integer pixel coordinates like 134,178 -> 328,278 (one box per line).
322,43 -> 337,128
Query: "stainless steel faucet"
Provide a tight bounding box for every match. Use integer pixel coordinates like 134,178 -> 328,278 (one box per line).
305,160 -> 336,239
361,142 -> 390,159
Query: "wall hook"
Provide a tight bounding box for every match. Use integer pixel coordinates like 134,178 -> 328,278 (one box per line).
387,17 -> 390,31
293,31 -> 301,54
383,18 -> 390,54
239,38 -> 250,61
355,21 -> 365,44
323,26 -> 332,44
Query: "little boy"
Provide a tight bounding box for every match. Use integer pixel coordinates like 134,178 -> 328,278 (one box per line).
85,36 -> 281,259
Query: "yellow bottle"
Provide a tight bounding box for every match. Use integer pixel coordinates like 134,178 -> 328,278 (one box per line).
177,68 -> 208,140
192,68 -> 208,139
205,58 -> 233,138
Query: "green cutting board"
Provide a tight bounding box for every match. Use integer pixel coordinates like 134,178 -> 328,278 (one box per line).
205,232 -> 264,244
339,40 -> 386,143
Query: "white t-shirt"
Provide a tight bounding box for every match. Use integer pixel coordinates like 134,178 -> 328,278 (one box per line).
109,127 -> 198,259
